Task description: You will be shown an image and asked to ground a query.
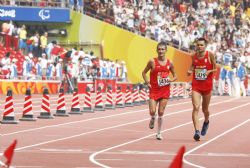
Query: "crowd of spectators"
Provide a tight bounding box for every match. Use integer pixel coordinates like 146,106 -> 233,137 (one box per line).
0,45 -> 128,92
0,20 -> 128,92
84,0 -> 250,96
84,0 -> 250,51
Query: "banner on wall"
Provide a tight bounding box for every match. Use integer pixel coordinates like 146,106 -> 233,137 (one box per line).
117,82 -> 132,93
0,80 -> 60,94
0,6 -> 70,22
78,81 -> 94,94
95,79 -> 107,93
106,79 -> 116,92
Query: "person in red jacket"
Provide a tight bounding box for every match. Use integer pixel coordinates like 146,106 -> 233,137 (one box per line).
187,37 -> 217,141
142,41 -> 177,140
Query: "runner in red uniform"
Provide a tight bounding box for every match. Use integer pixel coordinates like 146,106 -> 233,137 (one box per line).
142,42 -> 177,140
187,38 -> 217,141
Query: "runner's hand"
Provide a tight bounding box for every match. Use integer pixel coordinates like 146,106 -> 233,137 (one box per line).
206,70 -> 211,76
145,83 -> 151,88
187,70 -> 192,76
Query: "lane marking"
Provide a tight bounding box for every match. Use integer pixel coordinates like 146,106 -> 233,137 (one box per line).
2,99 -> 193,136
207,153 -> 250,157
95,158 -> 172,162
12,149 -> 250,158
40,149 -> 83,152
0,97 -> 234,159
3,98 -> 234,147
0,97 -> 238,167
183,119 -> 250,168
14,166 -> 43,168
2,97 -> 229,136
89,99 -> 250,168
1,98 -> 192,116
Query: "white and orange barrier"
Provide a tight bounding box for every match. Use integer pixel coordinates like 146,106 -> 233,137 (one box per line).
54,88 -> 69,116
172,83 -> 179,99
140,86 -> 147,104
125,85 -> 133,107
115,86 -> 125,108
82,87 -> 94,113
20,88 -> 37,121
178,83 -> 184,98
69,88 -> 82,114
38,88 -> 54,119
105,85 -> 115,109
132,86 -> 141,106
94,87 -> 105,111
0,89 -> 18,124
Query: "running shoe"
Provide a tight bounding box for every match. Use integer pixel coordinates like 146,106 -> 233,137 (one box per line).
149,117 -> 155,129
156,133 -> 163,140
193,130 -> 200,141
201,120 -> 209,136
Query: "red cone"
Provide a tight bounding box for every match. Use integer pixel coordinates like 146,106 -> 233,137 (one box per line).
169,146 -> 185,168
4,139 -> 17,167
0,89 -> 18,124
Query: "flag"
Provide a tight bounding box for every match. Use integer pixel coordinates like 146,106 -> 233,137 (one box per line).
4,139 -> 17,167
169,146 -> 185,168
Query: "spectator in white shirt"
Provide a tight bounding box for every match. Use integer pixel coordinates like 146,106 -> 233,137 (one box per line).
22,56 -> 33,79
56,59 -> 63,80
46,60 -> 55,80
9,58 -> 18,79
35,57 -> 43,79
41,53 -> 48,77
1,52 -> 11,71
120,61 -> 127,82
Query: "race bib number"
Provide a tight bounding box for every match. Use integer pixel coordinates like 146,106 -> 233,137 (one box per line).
195,68 -> 207,80
157,75 -> 170,87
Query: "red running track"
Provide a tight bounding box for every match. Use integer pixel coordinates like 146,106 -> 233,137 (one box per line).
0,94 -> 250,168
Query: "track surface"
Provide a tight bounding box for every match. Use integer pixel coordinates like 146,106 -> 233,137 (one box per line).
1,94 -> 250,168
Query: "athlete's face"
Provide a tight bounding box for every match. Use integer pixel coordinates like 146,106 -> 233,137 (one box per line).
196,41 -> 206,53
157,45 -> 167,57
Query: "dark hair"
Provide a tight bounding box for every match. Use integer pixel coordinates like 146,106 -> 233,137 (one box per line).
5,52 -> 10,57
157,41 -> 167,49
51,41 -> 57,44
196,37 -> 207,44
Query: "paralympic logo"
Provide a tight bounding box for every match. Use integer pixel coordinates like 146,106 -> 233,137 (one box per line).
38,9 -> 50,20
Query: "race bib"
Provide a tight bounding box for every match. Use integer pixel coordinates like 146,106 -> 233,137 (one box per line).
195,68 -> 207,80
157,72 -> 170,86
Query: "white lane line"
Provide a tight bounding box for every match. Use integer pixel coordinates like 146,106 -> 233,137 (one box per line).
2,97 -> 192,115
95,158 -> 172,162
89,99 -> 249,168
183,119 -> 250,168
2,97 -> 229,136
0,98 -> 236,168
13,149 -> 250,158
14,166 -> 43,168
1,97 -> 233,154
2,99 -> 193,136
206,153 -> 250,157
0,97 -> 246,167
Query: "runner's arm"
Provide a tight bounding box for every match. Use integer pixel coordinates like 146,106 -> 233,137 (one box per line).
208,52 -> 217,75
187,54 -> 194,76
169,61 -> 177,82
142,59 -> 153,85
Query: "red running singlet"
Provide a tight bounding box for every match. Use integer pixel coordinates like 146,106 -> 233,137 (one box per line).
149,58 -> 171,100
192,51 -> 213,95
